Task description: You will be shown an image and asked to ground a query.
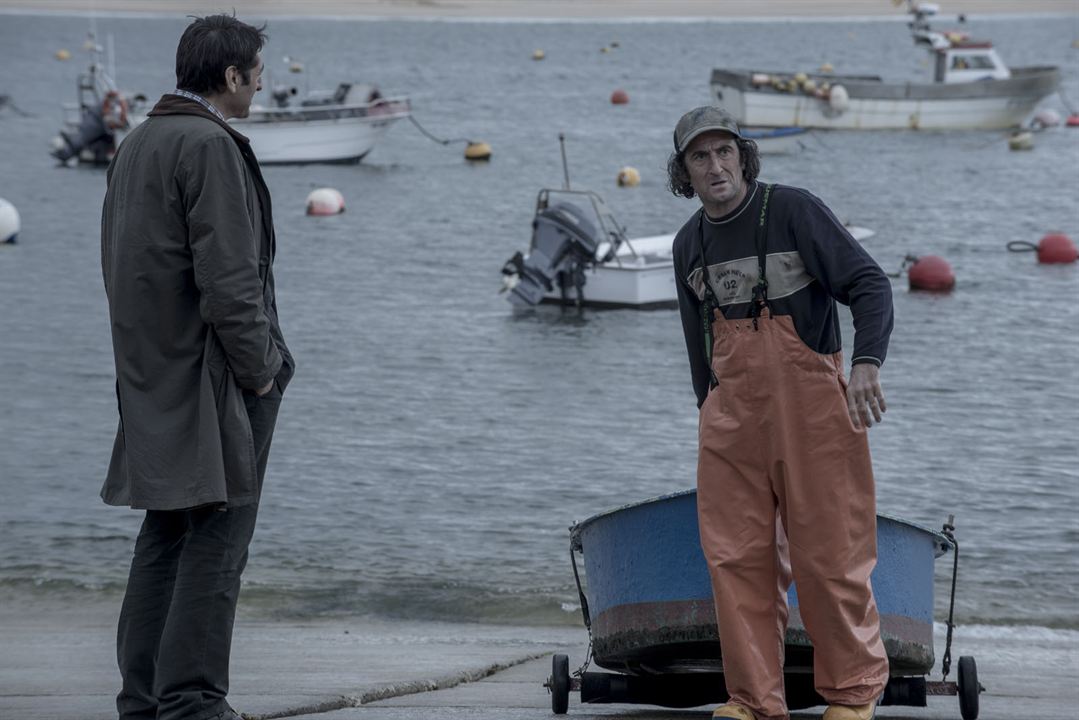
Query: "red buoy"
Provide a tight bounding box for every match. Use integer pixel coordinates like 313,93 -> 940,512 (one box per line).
908,255 -> 955,292
1066,113 -> 1079,127
1037,232 -> 1078,264
610,89 -> 629,105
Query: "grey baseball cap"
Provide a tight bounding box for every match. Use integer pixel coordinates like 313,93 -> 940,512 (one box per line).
673,106 -> 742,153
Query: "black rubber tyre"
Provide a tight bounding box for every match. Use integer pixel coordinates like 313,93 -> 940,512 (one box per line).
550,653 -> 570,714
958,655 -> 980,720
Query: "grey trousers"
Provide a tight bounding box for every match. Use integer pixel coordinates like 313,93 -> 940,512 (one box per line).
115,385 -> 281,720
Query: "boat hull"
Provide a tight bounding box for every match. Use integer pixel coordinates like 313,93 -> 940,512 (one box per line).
540,234 -> 677,310
571,490 -> 950,676
234,110 -> 405,164
712,66 -> 1060,130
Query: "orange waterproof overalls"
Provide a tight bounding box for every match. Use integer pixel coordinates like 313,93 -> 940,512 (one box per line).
695,186 -> 889,720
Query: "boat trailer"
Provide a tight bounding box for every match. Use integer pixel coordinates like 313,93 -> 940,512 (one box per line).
545,491 -> 984,719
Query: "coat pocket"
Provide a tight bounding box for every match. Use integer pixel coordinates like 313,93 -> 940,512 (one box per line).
206,331 -> 258,501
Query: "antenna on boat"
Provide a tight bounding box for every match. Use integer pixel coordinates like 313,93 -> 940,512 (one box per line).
107,34 -> 116,86
559,132 -> 571,190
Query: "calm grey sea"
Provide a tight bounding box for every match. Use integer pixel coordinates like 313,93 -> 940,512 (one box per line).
0,12 -> 1077,640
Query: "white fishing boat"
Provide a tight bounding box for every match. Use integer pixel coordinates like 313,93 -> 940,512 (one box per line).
235,83 -> 410,164
710,1 -> 1060,131
499,189 -> 873,311
49,35 -> 148,165
50,36 -> 409,165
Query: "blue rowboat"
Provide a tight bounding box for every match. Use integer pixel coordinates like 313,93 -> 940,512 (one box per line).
741,126 -> 809,154
569,489 -> 951,678
550,491 -> 982,715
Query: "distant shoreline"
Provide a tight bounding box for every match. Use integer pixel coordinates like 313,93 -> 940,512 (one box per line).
0,0 -> 1076,19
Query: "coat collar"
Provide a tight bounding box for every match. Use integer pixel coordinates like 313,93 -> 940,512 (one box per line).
147,93 -> 251,145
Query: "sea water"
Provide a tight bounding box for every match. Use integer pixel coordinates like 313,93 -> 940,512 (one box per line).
0,12 -> 1076,653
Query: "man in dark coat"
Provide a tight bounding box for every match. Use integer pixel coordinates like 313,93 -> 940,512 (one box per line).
100,15 -> 293,720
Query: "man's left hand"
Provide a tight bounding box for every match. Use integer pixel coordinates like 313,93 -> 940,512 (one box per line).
847,363 -> 886,429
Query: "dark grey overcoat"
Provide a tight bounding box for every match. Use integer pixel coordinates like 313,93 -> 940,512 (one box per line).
100,95 -> 294,510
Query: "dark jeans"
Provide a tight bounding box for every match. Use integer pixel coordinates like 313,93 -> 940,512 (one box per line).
116,386 -> 280,720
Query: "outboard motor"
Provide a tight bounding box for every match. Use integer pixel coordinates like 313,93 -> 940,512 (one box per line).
50,106 -> 110,163
271,85 -> 298,108
502,202 -> 602,306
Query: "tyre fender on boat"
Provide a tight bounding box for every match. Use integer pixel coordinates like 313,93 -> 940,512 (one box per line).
828,84 -> 849,113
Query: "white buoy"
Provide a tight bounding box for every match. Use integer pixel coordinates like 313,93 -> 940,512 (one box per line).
829,84 -> 850,112
305,188 -> 345,216
1008,131 -> 1034,151
0,197 -> 20,244
1031,108 -> 1062,129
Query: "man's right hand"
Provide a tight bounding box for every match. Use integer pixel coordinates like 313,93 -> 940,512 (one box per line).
846,362 -> 885,429
255,379 -> 274,396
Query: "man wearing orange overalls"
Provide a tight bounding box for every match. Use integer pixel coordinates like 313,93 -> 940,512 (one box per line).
669,106 -> 893,720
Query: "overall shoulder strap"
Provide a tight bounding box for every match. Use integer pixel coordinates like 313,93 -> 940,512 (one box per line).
696,209 -> 720,390
750,183 -> 774,320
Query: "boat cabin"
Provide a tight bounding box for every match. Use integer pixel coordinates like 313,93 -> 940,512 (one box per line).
935,42 -> 1010,84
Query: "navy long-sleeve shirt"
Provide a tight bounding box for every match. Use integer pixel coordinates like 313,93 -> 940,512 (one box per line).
674,181 -> 894,408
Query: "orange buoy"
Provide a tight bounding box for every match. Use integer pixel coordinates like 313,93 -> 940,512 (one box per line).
1066,114 -> 1079,127
610,89 -> 629,105
1037,232 -> 1078,264
908,255 -> 955,292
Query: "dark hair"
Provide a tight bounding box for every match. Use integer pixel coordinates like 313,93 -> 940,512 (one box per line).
175,14 -> 268,94
666,137 -> 761,199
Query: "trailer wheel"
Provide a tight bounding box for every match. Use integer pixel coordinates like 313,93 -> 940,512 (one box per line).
550,654 -> 570,714
958,655 -> 980,719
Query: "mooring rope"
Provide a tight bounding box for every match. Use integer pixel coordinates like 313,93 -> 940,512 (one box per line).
885,253 -> 920,278
0,95 -> 34,117
1005,241 -> 1038,253
408,114 -> 472,146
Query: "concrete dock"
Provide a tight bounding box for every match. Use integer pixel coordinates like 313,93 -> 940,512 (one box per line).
2,602 -> 1075,720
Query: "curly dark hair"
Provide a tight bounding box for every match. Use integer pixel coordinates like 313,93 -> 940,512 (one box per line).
666,137 -> 761,199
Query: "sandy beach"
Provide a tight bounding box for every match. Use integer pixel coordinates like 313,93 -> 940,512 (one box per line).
0,0 -> 1075,18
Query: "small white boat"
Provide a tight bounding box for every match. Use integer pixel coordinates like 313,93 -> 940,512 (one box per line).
236,83 -> 410,164
500,188 -> 873,311
710,1 -> 1060,131
50,36 -> 148,165
50,37 -> 408,166
500,187 -> 675,310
